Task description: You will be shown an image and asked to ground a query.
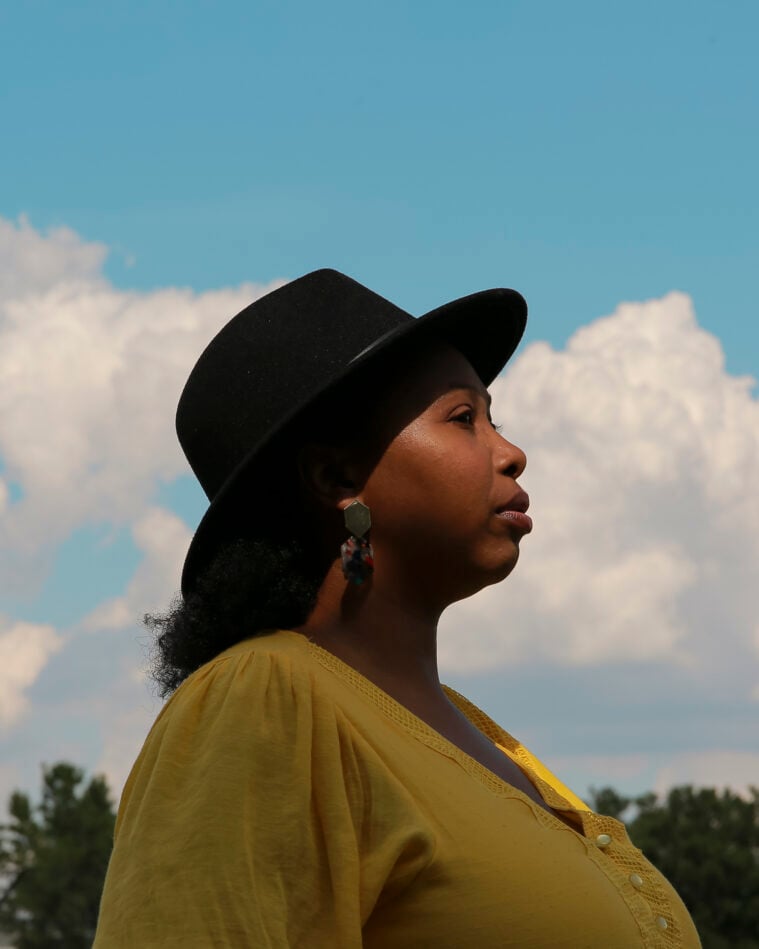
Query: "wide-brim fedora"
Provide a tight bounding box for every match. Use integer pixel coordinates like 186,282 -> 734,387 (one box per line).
176,268 -> 527,595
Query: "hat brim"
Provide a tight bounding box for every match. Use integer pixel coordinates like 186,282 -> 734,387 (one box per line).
180,287 -> 527,595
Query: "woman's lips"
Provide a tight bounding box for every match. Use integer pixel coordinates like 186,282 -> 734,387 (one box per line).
495,510 -> 533,533
494,489 -> 532,533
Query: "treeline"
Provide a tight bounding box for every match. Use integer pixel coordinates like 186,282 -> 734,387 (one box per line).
0,763 -> 756,947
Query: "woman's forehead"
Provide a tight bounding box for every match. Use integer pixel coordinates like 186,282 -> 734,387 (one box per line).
368,342 -> 488,445
388,341 -> 486,409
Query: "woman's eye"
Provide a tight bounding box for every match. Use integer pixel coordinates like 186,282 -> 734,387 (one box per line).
452,410 -> 503,433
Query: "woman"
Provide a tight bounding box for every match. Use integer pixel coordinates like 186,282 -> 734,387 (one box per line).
94,270 -> 701,947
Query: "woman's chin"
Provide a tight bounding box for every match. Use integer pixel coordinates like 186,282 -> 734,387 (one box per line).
484,547 -> 521,586
450,551 -> 520,603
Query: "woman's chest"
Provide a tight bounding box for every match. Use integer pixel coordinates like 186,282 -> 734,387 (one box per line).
363,777 -> 661,949
329,676 -> 701,946
361,739 -> 700,948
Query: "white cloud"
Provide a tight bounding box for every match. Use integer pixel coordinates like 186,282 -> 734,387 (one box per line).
50,506 -> 191,803
83,505 -> 192,632
0,214 -> 285,802
0,214 -> 107,300
0,617 -> 62,727
440,292 -> 759,689
0,214 -> 284,590
652,750 -> 759,798
76,506 -> 194,801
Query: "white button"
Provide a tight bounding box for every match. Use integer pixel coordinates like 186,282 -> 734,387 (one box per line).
656,917 -> 668,930
629,873 -> 643,889
595,833 -> 612,847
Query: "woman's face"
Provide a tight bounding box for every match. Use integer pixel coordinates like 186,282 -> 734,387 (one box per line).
357,341 -> 529,607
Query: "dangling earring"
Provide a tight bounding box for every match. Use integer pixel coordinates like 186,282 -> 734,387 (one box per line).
340,499 -> 374,585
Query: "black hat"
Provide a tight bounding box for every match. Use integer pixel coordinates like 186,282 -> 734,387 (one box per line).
176,268 -> 527,595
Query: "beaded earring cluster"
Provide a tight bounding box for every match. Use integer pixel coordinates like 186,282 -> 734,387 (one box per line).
340,499 -> 374,585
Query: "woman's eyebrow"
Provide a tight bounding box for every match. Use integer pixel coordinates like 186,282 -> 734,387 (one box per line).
445,382 -> 492,408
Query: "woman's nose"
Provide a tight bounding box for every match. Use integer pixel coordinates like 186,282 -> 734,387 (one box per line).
495,434 -> 527,480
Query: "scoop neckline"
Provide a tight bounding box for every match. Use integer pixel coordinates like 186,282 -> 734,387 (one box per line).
274,629 -> 585,836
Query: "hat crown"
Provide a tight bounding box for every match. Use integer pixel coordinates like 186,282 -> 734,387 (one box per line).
176,269 -> 411,499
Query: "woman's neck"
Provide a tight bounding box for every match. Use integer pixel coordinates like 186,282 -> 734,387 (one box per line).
293,560 -> 448,706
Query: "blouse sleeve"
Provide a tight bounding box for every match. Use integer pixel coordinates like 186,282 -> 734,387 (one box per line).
94,641 -> 434,948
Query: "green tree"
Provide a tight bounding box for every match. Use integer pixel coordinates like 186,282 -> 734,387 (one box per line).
0,762 -> 115,948
590,784 -> 759,949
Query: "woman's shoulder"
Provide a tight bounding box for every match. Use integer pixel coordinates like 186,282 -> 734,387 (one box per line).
142,627 -> 399,761
158,628 -> 324,724
117,630 -> 356,826
197,625 -> 313,672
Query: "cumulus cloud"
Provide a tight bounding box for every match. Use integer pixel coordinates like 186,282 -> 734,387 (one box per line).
0,617 -> 62,727
0,214 -> 284,589
0,214 -> 107,300
83,505 -> 192,632
440,292 -> 759,692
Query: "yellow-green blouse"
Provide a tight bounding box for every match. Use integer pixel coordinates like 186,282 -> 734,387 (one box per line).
94,629 -> 701,947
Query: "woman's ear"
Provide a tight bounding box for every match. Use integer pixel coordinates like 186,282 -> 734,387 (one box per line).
296,444 -> 361,509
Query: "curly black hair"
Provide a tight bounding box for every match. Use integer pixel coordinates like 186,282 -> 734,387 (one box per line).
145,420 -> 340,697
146,534 -> 325,697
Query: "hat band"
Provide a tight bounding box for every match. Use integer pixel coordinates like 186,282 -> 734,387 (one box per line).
348,325 -> 406,364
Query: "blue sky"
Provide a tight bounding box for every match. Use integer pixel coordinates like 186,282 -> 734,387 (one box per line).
0,0 -> 757,805
3,0 -> 758,367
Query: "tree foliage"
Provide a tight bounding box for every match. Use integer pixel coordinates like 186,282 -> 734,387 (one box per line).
0,762 -> 115,948
590,784 -> 759,949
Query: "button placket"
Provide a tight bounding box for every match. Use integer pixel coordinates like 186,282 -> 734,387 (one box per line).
585,818 -> 680,943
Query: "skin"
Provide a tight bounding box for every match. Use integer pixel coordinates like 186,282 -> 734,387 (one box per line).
293,342 -> 573,819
